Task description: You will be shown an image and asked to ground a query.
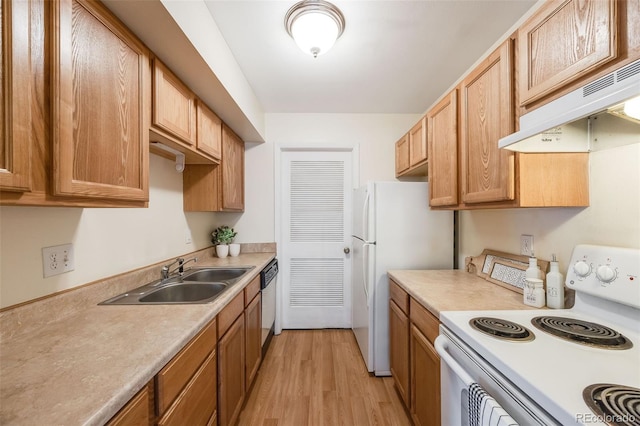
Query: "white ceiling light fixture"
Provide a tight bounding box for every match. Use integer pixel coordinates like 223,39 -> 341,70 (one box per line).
285,0 -> 345,58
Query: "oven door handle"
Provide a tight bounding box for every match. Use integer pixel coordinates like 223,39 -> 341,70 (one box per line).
435,335 -> 474,387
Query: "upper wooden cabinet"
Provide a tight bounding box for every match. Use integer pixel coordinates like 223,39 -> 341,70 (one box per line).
152,59 -> 197,147
183,124 -> 244,212
196,100 -> 222,161
219,125 -> 245,211
409,117 -> 427,168
51,0 -> 150,201
518,0 -> 618,106
395,134 -> 410,177
0,0 -> 32,193
396,117 -> 428,177
427,90 -> 458,207
460,40 -> 515,204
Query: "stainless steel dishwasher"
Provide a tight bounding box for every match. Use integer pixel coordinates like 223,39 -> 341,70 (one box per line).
260,258 -> 278,355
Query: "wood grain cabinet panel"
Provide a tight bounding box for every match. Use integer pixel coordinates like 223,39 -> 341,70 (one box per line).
395,134 -> 410,176
389,300 -> 410,407
158,350 -> 217,426
51,0 -> 150,201
518,0 -> 618,105
460,39 -> 515,204
0,0 -> 32,192
427,89 -> 458,207
220,124 -> 245,211
410,324 -> 440,426
152,59 -> 197,146
196,100 -> 222,161
218,313 -> 246,426
245,293 -> 262,390
409,117 -> 428,168
107,382 -> 154,426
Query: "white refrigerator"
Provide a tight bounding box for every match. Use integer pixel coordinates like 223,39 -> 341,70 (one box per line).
351,181 -> 453,376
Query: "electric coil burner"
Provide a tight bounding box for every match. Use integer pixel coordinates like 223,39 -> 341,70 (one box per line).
531,316 -> 633,350
583,384 -> 640,426
469,317 -> 535,342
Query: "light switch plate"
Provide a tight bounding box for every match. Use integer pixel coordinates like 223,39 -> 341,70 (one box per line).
42,243 -> 75,278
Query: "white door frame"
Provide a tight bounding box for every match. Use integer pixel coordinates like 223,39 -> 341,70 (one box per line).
274,144 -> 360,332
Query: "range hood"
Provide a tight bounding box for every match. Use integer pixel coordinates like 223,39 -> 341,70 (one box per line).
500,59 -> 640,152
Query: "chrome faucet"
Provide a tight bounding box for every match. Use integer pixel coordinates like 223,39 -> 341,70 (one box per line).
160,256 -> 198,280
179,257 -> 198,274
161,257 -> 183,280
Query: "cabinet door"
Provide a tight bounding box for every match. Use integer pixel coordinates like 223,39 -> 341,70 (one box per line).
220,125 -> 244,211
389,300 -> 410,407
409,117 -> 427,168
0,0 -> 31,192
518,0 -> 617,105
460,39 -> 515,204
428,90 -> 458,207
51,0 -> 150,201
218,313 -> 245,426
153,59 -> 197,146
410,325 -> 440,426
395,134 -> 410,176
196,100 -> 222,161
245,293 -> 262,390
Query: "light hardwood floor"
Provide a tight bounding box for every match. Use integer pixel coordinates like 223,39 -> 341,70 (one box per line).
238,329 -> 412,425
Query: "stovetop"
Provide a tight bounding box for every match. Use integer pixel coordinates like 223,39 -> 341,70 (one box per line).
440,245 -> 640,425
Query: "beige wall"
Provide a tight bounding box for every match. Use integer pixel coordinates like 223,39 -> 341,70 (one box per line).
0,155 -> 220,308
459,143 -> 640,273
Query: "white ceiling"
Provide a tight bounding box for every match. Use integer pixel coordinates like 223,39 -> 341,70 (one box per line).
204,0 -> 537,114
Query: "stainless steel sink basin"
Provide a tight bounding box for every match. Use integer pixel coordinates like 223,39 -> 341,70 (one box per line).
138,282 -> 227,303
181,267 -> 252,283
98,266 -> 254,305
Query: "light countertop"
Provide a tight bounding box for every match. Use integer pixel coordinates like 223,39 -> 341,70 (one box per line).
387,269 -> 538,318
0,252 -> 275,426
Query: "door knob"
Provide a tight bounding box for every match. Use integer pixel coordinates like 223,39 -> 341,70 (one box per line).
344,247 -> 350,254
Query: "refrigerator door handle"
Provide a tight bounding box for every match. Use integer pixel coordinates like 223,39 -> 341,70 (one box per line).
362,243 -> 370,307
362,190 -> 371,242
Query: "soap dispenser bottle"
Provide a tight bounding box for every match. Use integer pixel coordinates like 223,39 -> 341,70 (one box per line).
526,255 -> 542,280
546,254 -> 565,309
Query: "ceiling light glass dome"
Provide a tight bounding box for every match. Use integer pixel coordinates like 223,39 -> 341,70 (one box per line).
285,0 -> 345,58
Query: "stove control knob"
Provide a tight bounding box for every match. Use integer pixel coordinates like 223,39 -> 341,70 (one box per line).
573,260 -> 591,277
596,265 -> 617,283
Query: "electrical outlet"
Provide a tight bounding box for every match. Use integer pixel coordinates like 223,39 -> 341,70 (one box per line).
42,243 -> 75,278
521,235 -> 534,256
185,228 -> 193,245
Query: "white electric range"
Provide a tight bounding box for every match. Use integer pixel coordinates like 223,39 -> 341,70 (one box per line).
436,245 -> 640,426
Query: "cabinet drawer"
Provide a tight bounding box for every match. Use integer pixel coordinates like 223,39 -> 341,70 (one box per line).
157,349 -> 217,426
107,382 -> 153,426
156,318 -> 217,414
410,298 -> 439,345
218,291 -> 244,336
244,275 -> 260,307
389,279 -> 409,315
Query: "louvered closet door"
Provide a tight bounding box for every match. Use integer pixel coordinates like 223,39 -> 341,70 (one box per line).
281,150 -> 353,329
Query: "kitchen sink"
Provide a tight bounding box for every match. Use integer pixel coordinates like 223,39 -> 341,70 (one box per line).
98,266 -> 254,305
180,267 -> 253,284
139,282 -> 227,303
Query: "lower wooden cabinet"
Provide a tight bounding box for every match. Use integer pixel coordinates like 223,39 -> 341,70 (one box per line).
389,279 -> 441,426
389,300 -> 410,406
156,318 -> 218,426
245,277 -> 262,390
107,382 -> 154,426
218,310 -> 246,426
410,325 -> 440,426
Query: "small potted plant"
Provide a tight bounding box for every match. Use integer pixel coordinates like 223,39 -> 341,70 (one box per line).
211,226 -> 237,258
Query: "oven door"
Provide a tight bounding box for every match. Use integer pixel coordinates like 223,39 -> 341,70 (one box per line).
436,326 -> 560,426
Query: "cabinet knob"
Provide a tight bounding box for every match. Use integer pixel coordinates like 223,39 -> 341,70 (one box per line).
344,247 -> 350,254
